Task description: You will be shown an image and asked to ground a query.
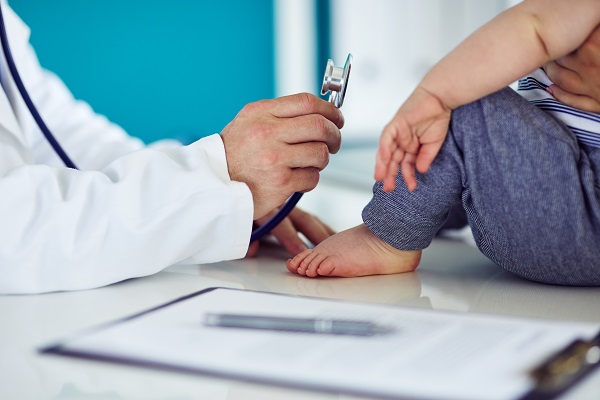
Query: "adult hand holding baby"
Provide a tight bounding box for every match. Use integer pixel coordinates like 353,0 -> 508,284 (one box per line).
544,24 -> 600,113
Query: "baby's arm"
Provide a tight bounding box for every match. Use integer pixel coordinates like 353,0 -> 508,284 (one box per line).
376,0 -> 600,192
424,0 -> 600,109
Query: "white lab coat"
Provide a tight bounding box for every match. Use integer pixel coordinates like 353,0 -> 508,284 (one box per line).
0,3 -> 253,294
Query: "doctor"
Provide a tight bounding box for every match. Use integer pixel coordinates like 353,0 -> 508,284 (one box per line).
0,2 -> 343,294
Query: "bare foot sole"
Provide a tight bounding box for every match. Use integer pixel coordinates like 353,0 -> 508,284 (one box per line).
286,224 -> 421,278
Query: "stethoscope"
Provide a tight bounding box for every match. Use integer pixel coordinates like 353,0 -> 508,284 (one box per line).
0,1 -> 352,243
249,53 -> 352,242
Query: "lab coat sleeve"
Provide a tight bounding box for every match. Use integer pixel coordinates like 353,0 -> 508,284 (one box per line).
0,134 -> 254,294
0,4 -> 255,294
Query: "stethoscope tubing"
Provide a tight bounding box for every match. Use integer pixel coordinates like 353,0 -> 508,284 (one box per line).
0,2 -> 77,169
249,192 -> 303,243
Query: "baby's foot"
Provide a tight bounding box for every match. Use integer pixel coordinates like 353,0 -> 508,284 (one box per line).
286,224 -> 421,278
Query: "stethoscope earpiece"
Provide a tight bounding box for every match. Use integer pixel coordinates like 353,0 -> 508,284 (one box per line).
321,54 -> 352,108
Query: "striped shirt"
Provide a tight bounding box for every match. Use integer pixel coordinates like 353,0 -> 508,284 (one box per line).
517,69 -> 600,148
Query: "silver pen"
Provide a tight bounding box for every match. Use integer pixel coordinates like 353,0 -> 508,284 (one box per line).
203,313 -> 395,336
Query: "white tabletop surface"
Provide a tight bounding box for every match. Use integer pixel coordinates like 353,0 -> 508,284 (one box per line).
2,146 -> 599,400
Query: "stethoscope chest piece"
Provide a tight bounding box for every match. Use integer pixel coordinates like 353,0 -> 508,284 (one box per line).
321,54 -> 352,108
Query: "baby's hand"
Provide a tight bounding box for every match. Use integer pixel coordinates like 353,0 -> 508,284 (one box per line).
374,87 -> 451,192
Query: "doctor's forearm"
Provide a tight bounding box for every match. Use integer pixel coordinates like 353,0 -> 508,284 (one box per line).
0,137 -> 253,294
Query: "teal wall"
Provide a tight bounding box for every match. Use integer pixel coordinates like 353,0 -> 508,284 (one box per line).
9,0 -> 275,144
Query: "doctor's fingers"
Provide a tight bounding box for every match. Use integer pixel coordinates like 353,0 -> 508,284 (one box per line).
265,93 -> 345,129
267,214 -> 312,257
283,141 -> 331,170
245,210 -> 308,257
278,114 -> 342,154
266,210 -> 335,258
288,208 -> 336,243
285,167 -> 322,194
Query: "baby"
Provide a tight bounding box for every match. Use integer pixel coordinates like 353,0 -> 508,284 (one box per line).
287,0 -> 600,286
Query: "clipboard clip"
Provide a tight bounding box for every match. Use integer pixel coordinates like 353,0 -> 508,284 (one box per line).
529,332 -> 600,394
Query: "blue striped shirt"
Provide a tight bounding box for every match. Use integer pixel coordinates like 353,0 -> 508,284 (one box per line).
517,69 -> 600,148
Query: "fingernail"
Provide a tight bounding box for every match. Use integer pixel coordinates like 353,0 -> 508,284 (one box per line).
546,86 -> 554,95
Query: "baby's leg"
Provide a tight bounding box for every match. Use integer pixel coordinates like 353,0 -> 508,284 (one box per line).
450,89 -> 600,285
290,87 -> 600,284
288,102 -> 465,278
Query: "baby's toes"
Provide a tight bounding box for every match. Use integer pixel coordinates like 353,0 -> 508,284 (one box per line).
286,258 -> 298,274
287,249 -> 312,274
296,250 -> 320,276
316,257 -> 337,276
305,253 -> 327,278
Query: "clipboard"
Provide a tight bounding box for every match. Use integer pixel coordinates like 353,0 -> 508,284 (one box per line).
40,287 -> 600,400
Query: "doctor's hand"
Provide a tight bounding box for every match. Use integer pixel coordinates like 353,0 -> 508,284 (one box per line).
220,93 -> 343,220
544,24 -> 600,113
246,207 -> 335,258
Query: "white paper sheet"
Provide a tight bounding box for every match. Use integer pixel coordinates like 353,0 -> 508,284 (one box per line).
43,288 -> 600,400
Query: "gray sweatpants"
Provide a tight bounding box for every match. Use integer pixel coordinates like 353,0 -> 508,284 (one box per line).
362,88 -> 600,286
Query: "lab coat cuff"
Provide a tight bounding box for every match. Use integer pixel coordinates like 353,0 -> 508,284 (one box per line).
187,135 -> 253,260
200,134 -> 235,184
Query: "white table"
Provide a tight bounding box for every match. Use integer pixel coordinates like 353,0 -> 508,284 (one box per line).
1,146 -> 599,400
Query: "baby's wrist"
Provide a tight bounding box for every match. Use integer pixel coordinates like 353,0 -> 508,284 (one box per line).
414,84 -> 453,113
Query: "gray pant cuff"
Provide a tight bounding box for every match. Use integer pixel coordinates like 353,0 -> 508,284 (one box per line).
362,192 -> 440,250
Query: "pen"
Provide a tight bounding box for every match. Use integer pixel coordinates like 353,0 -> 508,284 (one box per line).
203,313 -> 395,336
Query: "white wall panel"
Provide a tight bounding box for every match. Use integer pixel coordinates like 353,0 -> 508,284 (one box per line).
329,0 -> 507,141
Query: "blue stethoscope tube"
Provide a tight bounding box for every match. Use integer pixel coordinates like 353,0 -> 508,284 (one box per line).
0,1 -> 350,244
0,3 -> 77,169
249,192 -> 303,243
